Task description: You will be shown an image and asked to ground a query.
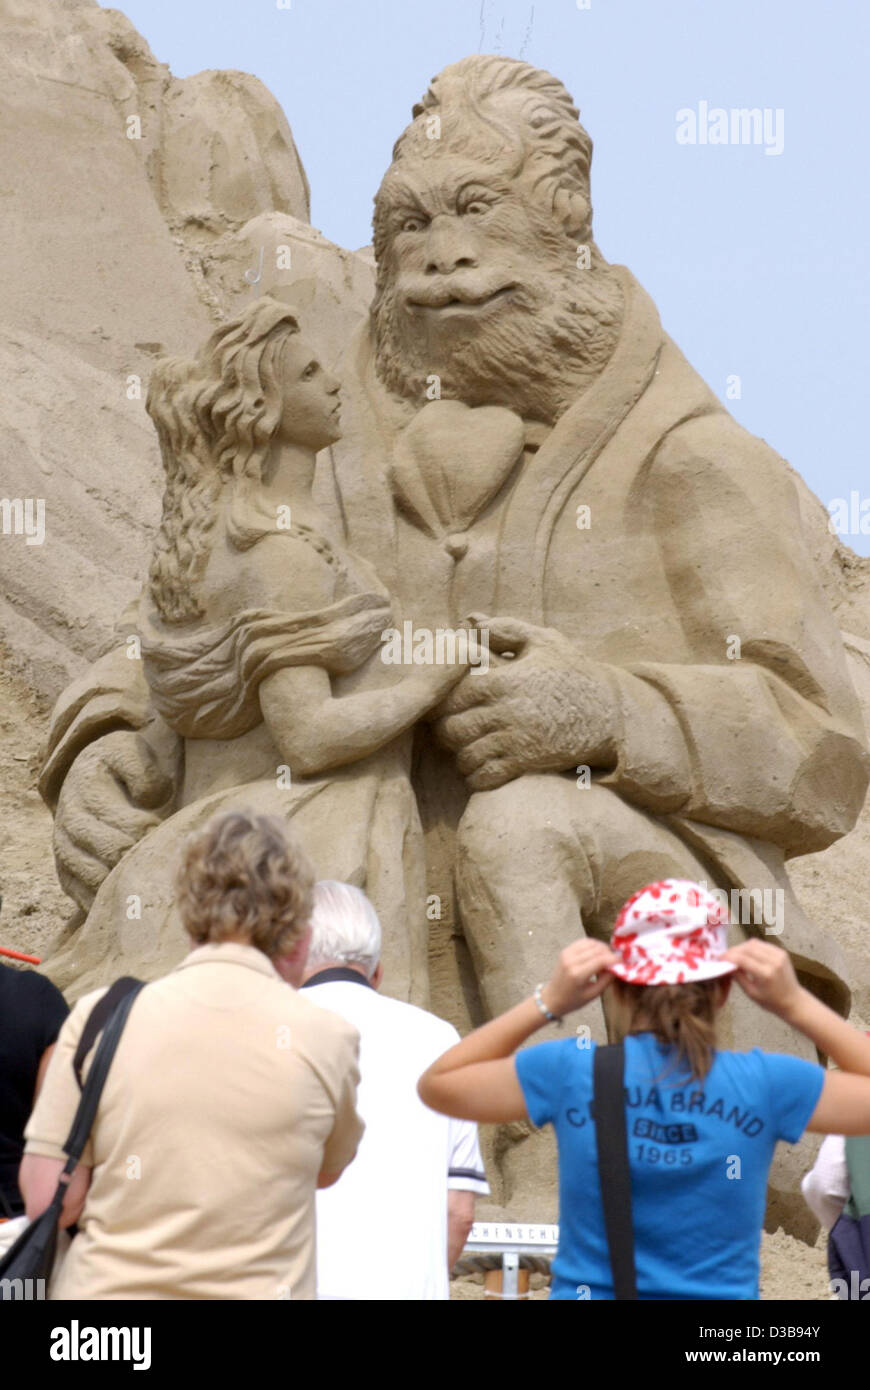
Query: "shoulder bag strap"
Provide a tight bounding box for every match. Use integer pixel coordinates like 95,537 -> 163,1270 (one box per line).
61,982 -> 144,1176
73,977 -> 142,1090
593,1041 -> 637,1300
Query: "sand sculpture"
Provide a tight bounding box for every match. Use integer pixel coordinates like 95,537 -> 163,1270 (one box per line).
34,55 -> 870,1217
40,297 -> 463,1000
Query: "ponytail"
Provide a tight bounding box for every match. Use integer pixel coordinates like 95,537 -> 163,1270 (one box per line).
610,977 -> 728,1082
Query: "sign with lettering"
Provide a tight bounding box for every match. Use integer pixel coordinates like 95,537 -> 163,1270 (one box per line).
466,1223 -> 559,1252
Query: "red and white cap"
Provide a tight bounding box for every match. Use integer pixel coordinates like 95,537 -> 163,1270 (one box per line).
608,879 -> 737,986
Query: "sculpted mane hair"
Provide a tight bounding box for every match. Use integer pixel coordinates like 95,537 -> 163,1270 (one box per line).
146,298 -> 300,624
374,55 -> 595,264
370,56 -> 622,419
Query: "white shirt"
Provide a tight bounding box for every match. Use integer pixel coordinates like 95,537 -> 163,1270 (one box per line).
801,1134 -> 850,1229
302,972 -> 489,1300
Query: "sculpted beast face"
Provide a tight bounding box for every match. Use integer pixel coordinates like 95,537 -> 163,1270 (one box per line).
371,69 -> 624,425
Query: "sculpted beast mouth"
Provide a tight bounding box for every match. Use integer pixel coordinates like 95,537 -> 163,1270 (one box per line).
406,284 -> 516,311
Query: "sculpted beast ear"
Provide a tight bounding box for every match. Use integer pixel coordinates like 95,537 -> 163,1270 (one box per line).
552,186 -> 592,239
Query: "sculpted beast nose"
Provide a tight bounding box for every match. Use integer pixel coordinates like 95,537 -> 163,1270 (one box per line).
424,214 -> 478,275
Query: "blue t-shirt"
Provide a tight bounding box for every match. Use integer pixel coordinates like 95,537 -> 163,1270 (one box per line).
515,1033 -> 825,1300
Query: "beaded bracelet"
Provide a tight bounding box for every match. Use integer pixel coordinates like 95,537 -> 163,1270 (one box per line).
533,983 -> 563,1026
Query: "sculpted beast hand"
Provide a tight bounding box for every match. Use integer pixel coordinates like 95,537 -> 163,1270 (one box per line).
434,616 -> 619,790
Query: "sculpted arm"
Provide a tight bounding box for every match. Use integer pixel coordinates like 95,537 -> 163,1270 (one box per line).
435,416 -> 869,859
247,534 -> 469,774
259,658 -> 465,777
601,417 -> 870,854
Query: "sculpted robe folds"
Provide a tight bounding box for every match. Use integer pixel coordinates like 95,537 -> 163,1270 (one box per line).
40,267 -> 869,1020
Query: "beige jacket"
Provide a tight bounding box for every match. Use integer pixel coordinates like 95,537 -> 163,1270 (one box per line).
25,943 -> 363,1300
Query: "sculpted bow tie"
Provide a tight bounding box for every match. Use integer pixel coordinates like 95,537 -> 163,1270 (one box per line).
389,399 -> 527,557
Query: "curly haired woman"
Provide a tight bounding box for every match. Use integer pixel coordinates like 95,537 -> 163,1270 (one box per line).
20,810 -> 363,1299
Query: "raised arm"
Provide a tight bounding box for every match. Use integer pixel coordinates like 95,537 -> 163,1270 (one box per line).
725,939 -> 870,1135
418,939 -> 619,1124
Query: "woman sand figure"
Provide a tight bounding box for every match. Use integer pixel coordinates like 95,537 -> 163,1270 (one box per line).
45,298 -> 467,998
420,878 -> 870,1300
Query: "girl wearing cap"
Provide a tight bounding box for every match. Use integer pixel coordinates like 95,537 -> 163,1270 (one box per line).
418,878 -> 870,1300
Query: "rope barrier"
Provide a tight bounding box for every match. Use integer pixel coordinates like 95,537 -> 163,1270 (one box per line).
453,1253 -> 552,1277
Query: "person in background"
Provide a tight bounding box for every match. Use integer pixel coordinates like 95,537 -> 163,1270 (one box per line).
802,1034 -> 870,1230
419,878 -> 870,1300
0,934 -> 68,1221
802,1136 -> 850,1226
301,881 -> 489,1300
802,1037 -> 870,1299
18,811 -> 363,1299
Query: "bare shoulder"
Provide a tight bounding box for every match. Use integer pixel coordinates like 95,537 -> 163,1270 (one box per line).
204,530 -> 337,617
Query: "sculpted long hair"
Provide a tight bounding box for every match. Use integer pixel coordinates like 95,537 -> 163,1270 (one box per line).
146,298 -> 300,624
610,977 -> 730,1083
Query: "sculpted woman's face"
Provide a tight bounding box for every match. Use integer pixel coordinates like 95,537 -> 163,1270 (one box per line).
277,334 -> 342,451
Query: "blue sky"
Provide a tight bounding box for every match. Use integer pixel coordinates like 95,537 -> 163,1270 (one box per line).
108,0 -> 870,553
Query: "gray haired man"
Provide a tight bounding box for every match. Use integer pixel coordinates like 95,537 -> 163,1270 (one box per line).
301,881 -> 489,1300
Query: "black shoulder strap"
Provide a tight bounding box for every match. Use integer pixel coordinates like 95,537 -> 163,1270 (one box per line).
73,977 -> 142,1090
594,1041 -> 637,1300
62,982 -> 144,1171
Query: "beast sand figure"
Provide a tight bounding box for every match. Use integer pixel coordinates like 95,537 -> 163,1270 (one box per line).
41,59 -> 868,1123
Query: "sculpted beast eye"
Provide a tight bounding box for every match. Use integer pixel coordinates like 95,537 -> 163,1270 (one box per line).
458,188 -> 497,215
401,215 -> 426,233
